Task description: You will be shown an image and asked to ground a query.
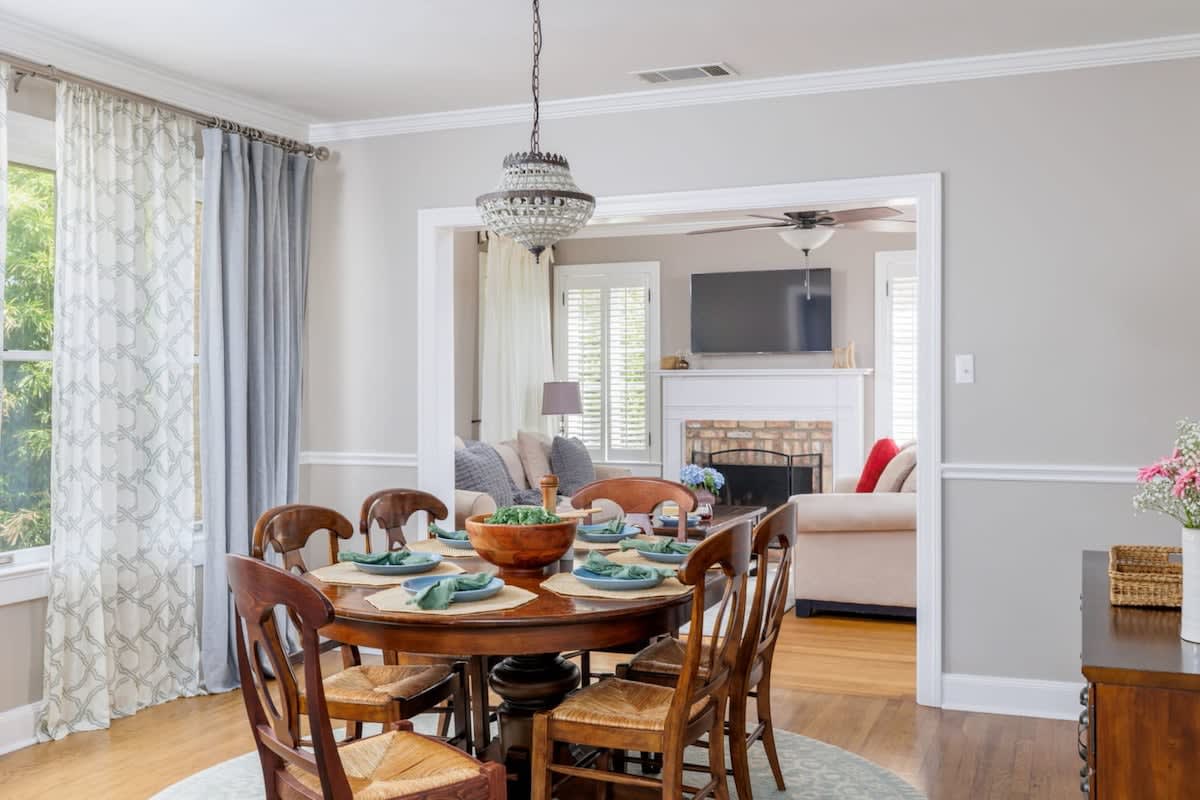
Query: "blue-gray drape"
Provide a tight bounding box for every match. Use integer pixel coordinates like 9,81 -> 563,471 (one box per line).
200,128 -> 312,692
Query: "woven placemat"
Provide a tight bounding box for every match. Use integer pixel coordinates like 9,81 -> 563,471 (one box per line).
309,559 -> 465,587
365,584 -> 537,616
408,538 -> 478,558
541,571 -> 691,600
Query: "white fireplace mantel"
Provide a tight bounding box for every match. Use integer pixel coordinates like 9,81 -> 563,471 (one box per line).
657,368 -> 873,486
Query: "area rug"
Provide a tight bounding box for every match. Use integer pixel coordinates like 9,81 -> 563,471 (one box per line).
150,723 -> 924,800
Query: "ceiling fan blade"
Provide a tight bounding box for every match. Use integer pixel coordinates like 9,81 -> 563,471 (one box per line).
746,213 -> 795,223
826,206 -> 904,224
687,222 -> 793,235
841,219 -> 917,233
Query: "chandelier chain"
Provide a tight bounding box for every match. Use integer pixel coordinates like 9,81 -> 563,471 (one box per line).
530,0 -> 542,153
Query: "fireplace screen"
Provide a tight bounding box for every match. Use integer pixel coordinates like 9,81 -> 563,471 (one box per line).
696,448 -> 823,509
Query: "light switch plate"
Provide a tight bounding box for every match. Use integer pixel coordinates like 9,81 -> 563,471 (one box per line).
955,354 -> 975,384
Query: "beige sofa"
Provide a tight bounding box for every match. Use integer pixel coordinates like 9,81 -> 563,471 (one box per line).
788,443 -> 917,617
454,433 -> 631,527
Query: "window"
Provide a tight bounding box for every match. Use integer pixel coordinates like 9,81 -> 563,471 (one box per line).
553,262 -> 659,463
874,250 -> 918,443
1,113 -> 56,557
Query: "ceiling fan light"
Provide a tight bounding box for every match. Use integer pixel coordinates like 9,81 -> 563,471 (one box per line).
778,227 -> 835,252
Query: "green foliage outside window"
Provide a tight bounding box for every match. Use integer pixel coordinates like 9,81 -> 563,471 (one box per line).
1,163 -> 55,551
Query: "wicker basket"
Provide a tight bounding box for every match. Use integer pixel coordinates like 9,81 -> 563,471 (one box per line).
1108,545 -> 1183,608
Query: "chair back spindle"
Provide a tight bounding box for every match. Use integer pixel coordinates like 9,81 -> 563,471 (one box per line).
359,489 -> 449,552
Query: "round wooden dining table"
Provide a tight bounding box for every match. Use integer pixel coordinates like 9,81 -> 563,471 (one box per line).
308,553 -> 722,798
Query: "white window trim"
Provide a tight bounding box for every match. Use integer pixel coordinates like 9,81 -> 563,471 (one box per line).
874,249 -> 918,441
553,261 -> 661,464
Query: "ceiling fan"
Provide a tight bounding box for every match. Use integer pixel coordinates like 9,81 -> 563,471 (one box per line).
687,207 -> 914,254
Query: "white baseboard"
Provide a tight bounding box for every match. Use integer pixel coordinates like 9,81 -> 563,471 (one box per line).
941,673 -> 1083,720
0,701 -> 43,756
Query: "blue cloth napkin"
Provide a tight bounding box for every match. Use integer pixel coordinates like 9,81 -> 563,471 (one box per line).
582,551 -> 676,580
338,549 -> 432,565
618,536 -> 695,555
408,573 -> 494,609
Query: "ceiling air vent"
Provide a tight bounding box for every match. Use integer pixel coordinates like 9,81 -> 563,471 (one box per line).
633,63 -> 737,85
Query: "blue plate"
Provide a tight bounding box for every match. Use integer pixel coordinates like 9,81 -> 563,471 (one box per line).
436,533 -> 475,550
572,567 -> 665,591
639,549 -> 690,565
353,553 -> 443,575
402,575 -> 504,602
576,523 -> 641,543
657,515 -> 701,527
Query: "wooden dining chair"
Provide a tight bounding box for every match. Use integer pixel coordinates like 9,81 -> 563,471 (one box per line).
529,521 -> 751,800
253,503 -> 469,746
225,554 -> 506,800
616,502 -> 796,799
359,489 -> 492,753
568,478 -> 700,685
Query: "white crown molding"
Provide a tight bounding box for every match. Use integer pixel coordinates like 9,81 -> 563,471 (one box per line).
299,451 -> 419,468
940,463 -> 1138,484
942,673 -> 1084,721
309,33 -> 1200,143
0,12 -> 312,139
0,701 -> 43,757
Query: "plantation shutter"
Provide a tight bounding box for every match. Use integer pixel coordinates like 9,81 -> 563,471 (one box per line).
554,263 -> 658,463
889,273 -> 918,443
562,286 -> 604,451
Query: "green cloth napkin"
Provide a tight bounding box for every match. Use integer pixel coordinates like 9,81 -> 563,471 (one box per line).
582,551 -> 676,581
430,523 -> 469,540
337,549 -> 432,565
408,572 -> 495,609
618,536 -> 696,555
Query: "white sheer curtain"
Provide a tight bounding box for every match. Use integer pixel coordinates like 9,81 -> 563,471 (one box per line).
478,234 -> 555,442
40,83 -> 199,739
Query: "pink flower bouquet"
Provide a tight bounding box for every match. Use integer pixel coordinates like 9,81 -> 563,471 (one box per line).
1134,420 -> 1200,529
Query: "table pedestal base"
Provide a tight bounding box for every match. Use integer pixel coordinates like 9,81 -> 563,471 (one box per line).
490,653 -> 580,798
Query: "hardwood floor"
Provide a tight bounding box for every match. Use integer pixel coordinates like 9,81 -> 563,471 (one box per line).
0,616 -> 1078,799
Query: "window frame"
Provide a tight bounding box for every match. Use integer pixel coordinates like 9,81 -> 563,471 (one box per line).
552,261 -> 661,466
0,112 -> 55,580
874,249 -> 918,443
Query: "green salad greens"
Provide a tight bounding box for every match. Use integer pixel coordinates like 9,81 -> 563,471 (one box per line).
485,506 -> 562,525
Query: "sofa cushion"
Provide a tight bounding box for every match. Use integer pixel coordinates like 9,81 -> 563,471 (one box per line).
900,467 -> 917,493
517,430 -> 553,486
874,443 -> 917,493
495,441 -> 529,490
856,438 -> 900,493
550,436 -> 596,495
455,441 -> 515,507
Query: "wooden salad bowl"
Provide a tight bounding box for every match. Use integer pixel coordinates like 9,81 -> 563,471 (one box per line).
464,514 -> 578,576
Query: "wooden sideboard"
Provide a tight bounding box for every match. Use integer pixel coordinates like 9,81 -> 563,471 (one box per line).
1080,550 -> 1200,798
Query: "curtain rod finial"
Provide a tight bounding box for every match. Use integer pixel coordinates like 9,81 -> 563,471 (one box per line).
314,146 -> 331,161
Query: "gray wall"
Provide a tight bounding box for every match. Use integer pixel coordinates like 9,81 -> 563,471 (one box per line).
453,231 -> 480,441
302,59 -> 1199,684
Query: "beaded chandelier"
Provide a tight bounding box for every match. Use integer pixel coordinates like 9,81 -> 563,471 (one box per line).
476,0 -> 594,258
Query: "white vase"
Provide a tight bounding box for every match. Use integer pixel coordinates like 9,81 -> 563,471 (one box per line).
1184,528 -> 1200,643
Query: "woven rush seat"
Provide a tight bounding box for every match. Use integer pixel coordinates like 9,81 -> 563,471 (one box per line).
624,637 -> 712,679
548,677 -> 712,732
314,664 -> 454,707
285,730 -> 484,800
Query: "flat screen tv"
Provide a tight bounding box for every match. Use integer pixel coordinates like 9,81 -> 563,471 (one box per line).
690,268 -> 832,354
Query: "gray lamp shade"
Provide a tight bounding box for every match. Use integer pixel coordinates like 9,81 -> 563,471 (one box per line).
542,381 -> 582,416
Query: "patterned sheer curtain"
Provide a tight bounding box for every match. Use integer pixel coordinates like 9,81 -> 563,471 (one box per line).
40,83 -> 199,739
478,234 -> 555,442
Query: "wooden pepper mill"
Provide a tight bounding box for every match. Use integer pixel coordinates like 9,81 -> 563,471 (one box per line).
540,474 -> 559,513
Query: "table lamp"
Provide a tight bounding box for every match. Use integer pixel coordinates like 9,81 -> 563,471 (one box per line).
542,381 -> 582,436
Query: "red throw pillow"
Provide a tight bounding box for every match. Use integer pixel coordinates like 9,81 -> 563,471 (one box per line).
856,438 -> 901,493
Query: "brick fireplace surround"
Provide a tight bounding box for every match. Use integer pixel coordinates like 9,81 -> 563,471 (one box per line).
685,419 -> 834,493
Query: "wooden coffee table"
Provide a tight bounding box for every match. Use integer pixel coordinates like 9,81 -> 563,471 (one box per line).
650,503 -> 768,539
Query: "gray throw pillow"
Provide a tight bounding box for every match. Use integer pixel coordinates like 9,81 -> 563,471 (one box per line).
455,441 -> 515,507
550,436 -> 596,496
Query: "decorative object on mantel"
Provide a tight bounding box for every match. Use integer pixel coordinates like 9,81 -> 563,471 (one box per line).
475,0 -> 594,257
680,464 -> 725,518
660,355 -> 680,370
676,350 -> 691,369
1108,545 -> 1182,608
1133,418 -> 1200,641
833,340 -> 857,368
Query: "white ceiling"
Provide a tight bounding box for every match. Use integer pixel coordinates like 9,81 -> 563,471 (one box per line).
2,1 -> 1199,123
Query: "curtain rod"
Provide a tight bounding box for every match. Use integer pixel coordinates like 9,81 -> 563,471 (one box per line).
2,50 -> 329,160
